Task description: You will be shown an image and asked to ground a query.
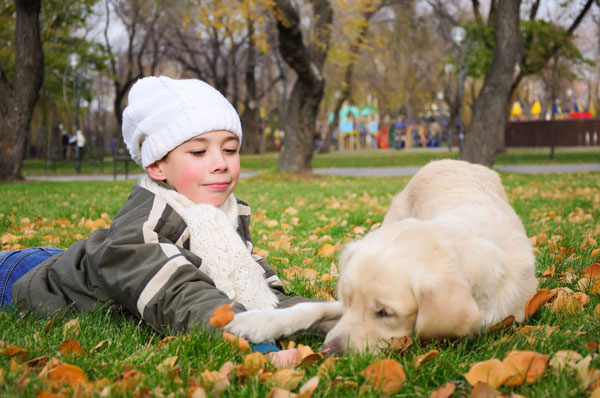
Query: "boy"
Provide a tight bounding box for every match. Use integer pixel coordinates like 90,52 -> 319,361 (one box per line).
0,76 -> 313,350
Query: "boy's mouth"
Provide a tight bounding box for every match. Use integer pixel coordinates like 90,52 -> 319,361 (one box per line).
204,182 -> 230,190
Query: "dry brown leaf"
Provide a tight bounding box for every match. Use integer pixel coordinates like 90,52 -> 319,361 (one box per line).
464,359 -> 510,388
298,375 -> 319,396
413,349 -> 439,368
267,388 -> 296,398
471,381 -> 500,398
209,302 -> 235,327
525,289 -> 557,320
486,315 -> 515,333
360,359 -> 406,394
199,369 -> 229,393
62,318 -> 80,336
594,304 -> 600,319
188,386 -> 207,398
24,356 -> 49,369
113,368 -> 144,393
583,263 -> 600,281
283,267 -> 319,280
243,352 -> 267,373
58,339 -> 86,356
222,332 -> 250,352
591,248 -> 600,259
0,344 -> 28,361
549,350 -> 583,372
502,350 -> 548,386
430,381 -> 456,398
90,339 -> 110,353
576,355 -> 600,390
295,344 -> 323,367
388,336 -> 412,354
44,364 -> 87,388
254,247 -> 269,258
266,369 -> 305,390
317,357 -> 337,377
552,294 -> 586,314
317,243 -> 336,257
157,356 -> 178,373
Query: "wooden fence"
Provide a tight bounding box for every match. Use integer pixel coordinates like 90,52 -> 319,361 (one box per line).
505,119 -> 600,147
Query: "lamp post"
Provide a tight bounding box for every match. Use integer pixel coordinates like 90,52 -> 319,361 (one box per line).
450,26 -> 471,154
68,53 -> 86,173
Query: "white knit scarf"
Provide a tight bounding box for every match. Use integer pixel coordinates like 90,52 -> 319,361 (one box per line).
139,176 -> 278,310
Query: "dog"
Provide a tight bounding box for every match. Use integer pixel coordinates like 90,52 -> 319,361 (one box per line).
226,160 -> 538,354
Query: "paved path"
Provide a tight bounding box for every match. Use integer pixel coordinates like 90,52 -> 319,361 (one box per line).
24,163 -> 600,182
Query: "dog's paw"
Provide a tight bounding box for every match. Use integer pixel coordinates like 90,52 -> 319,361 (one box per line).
225,309 -> 285,343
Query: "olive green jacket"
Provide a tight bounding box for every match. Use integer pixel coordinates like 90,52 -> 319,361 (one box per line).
12,183 -> 311,333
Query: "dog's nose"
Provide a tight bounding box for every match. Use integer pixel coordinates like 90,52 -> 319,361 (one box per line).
320,338 -> 346,357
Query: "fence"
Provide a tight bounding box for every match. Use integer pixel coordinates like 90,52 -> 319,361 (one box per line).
505,119 -> 600,147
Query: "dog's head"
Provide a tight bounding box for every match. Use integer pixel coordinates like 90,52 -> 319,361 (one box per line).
322,219 -> 481,355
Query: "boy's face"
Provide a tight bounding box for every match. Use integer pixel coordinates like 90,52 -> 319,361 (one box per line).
147,130 -> 241,206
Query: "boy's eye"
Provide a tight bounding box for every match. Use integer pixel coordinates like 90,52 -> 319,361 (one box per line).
224,148 -> 238,154
191,150 -> 206,156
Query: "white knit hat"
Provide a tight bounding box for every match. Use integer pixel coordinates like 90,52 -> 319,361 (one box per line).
122,76 -> 242,167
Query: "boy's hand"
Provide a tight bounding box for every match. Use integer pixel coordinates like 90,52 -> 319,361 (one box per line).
266,349 -> 298,368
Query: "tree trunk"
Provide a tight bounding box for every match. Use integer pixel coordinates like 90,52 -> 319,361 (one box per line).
0,0 -> 44,181
240,19 -> 261,154
460,0 -> 521,166
273,0 -> 332,173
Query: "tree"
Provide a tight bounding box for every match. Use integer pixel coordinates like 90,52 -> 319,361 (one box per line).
459,0 -> 594,165
273,0 -> 333,172
0,0 -> 44,181
103,0 -> 168,128
460,0 -> 522,165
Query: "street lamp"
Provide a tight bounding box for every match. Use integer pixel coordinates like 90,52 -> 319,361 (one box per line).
68,53 -> 86,173
450,26 -> 471,154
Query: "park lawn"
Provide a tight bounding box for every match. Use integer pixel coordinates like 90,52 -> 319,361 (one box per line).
19,146 -> 600,175
0,171 -> 599,397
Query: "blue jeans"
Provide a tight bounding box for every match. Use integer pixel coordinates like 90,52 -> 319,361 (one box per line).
0,247 -> 63,308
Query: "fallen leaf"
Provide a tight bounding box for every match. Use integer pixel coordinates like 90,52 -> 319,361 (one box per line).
430,381 -> 456,398
243,352 -> 267,374
317,243 -> 336,257
471,381 -> 499,398
549,350 -> 583,372
58,339 -> 86,356
199,369 -> 229,393
209,302 -> 235,327
265,368 -> 305,390
576,355 -> 600,390
464,359 -> 510,388
360,359 -> 406,394
595,304 -> 600,319
502,350 -> 548,386
388,336 -> 412,354
295,344 -> 323,367
298,375 -> 319,396
525,289 -> 557,320
222,332 -> 250,352
0,345 -> 28,361
583,263 -> 600,281
62,318 -> 80,336
267,388 -> 296,398
486,315 -> 515,333
24,356 -> 49,369
44,364 -> 87,388
413,349 -> 438,368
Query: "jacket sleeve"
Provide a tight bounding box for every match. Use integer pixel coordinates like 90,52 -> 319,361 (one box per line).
85,186 -> 247,333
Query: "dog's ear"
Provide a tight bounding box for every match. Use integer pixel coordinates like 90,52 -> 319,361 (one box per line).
414,277 -> 481,339
338,241 -> 359,273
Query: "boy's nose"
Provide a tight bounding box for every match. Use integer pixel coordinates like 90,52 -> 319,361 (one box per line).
209,151 -> 228,172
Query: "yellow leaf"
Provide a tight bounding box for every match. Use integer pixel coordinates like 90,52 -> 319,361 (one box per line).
430,381 -> 456,398
464,359 -> 510,388
549,350 -> 583,372
413,349 -> 438,368
360,359 -> 406,394
317,243 -> 336,257
44,364 -> 87,388
299,375 -> 319,395
209,302 -> 235,327
243,352 -> 267,373
222,332 -> 250,352
266,368 -> 305,390
502,350 -> 548,386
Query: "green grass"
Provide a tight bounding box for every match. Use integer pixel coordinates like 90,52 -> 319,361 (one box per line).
20,146 -> 600,176
1,171 -> 600,397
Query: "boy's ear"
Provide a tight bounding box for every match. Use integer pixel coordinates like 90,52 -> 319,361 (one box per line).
146,162 -> 166,181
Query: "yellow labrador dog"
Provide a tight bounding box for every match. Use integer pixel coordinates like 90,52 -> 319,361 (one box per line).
226,160 -> 538,353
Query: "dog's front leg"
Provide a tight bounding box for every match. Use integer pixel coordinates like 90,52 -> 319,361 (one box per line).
224,301 -> 343,343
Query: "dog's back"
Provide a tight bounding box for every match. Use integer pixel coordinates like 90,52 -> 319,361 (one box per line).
384,159 -> 512,224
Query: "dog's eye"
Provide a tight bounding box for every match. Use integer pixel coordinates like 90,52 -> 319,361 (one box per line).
375,308 -> 392,318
